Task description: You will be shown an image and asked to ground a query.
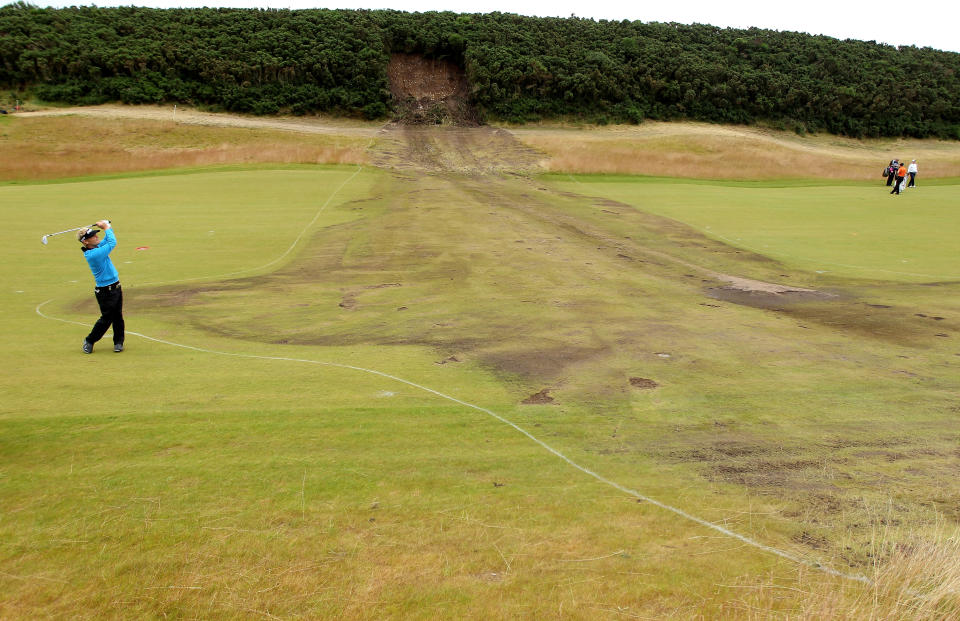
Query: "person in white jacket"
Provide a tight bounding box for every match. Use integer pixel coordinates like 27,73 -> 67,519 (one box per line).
907,160 -> 918,187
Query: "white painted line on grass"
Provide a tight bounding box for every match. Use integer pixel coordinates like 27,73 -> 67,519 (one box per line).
36,300 -> 869,585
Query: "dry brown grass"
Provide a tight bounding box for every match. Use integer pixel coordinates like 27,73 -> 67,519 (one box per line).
718,533 -> 960,619
0,114 -> 371,180
510,121 -> 960,180
7,106 -> 960,182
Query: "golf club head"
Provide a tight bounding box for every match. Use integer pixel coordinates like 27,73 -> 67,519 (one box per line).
41,235 -> 48,245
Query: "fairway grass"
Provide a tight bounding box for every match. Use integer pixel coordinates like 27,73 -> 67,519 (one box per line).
550,174 -> 960,283
3,125 -> 960,618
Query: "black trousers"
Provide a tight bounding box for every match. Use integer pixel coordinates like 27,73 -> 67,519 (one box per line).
890,176 -> 905,194
908,172 -> 916,187
87,282 -> 124,344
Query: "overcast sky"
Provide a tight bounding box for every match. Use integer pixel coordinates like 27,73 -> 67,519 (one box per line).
36,0 -> 960,53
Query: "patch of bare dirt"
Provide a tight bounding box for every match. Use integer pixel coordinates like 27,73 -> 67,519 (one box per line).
708,276 -> 820,295
659,436 -> 835,493
629,377 -> 659,389
374,54 -> 544,174
387,53 -> 479,126
793,531 -> 830,550
483,344 -> 609,383
707,287 -> 834,305
522,389 -> 555,405
708,285 -> 955,345
820,436 -> 912,450
339,283 -> 402,310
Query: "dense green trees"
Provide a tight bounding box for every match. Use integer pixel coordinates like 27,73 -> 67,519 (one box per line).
2,3 -> 958,138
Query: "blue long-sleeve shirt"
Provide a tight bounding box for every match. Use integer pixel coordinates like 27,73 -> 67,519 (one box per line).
82,228 -> 119,286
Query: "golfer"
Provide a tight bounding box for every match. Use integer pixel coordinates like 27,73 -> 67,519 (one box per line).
79,220 -> 124,353
908,159 -> 918,187
890,162 -> 907,195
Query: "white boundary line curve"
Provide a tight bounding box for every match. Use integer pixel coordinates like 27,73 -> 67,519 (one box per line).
35,300 -> 869,585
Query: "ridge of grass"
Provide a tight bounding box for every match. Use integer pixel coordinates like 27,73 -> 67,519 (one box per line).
0,114 -> 371,182
0,162 -> 360,187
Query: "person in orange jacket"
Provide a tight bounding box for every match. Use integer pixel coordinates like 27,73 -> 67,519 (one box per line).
890,162 -> 907,195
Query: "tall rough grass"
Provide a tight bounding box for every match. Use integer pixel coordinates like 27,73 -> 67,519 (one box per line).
720,533 -> 960,619
0,144 -> 368,180
0,116 -> 369,180
514,122 -> 960,180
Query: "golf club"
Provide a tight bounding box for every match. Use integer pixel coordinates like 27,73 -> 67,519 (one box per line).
41,220 -> 110,245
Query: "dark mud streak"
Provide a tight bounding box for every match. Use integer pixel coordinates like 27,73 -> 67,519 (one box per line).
708,286 -> 958,346
540,187 -> 960,347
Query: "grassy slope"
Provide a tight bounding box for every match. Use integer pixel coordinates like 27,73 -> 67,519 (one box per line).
0,112 -> 372,180
511,119 -> 960,180
2,112 -> 960,618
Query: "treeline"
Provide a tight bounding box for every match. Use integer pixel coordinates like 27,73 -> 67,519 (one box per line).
2,2 -> 959,138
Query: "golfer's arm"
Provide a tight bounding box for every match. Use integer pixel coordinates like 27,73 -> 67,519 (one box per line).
86,229 -> 117,258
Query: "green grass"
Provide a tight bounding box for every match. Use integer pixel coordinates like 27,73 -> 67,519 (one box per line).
550,173 -> 960,282
3,163 -> 960,618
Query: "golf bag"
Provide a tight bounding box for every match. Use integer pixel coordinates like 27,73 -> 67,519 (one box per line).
885,161 -> 898,186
